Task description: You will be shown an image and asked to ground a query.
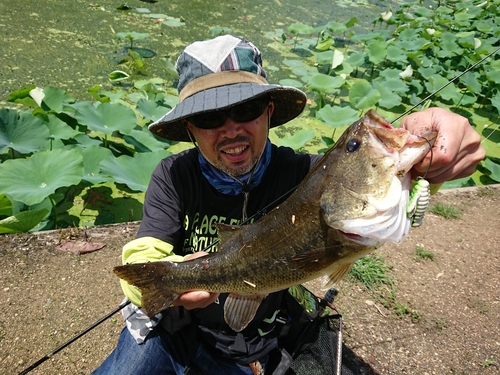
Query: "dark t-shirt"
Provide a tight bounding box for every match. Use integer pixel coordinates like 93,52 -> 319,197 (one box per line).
137,144 -> 321,362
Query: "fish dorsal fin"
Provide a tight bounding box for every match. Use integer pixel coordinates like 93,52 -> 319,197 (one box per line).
321,263 -> 354,290
224,293 -> 267,332
292,244 -> 343,273
215,223 -> 243,245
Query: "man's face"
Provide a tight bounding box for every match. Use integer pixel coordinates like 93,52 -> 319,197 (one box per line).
186,101 -> 274,177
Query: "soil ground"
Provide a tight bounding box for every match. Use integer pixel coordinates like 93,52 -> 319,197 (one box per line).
0,185 -> 499,375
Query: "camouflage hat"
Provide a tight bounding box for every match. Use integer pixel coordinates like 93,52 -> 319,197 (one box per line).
149,35 -> 307,142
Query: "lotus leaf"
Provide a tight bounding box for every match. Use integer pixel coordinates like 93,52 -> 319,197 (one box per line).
72,102 -> 137,135
77,145 -> 114,185
0,194 -> 13,216
424,76 -> 459,102
325,20 -> 347,34
288,23 -> 313,35
460,72 -> 481,94
109,70 -> 130,82
345,52 -> 366,67
413,6 -> 434,18
41,86 -> 74,112
306,74 -> 345,94
491,92 -> 500,114
366,40 -> 387,65
123,128 -> 171,153
386,46 -> 408,63
374,82 -> 402,110
45,114 -> 80,140
315,50 -> 331,65
100,150 -> 172,192
278,79 -> 303,88
0,109 -> 50,154
136,99 -> 171,122
116,31 -> 150,40
0,209 -> 50,234
163,19 -> 186,27
316,37 -> 334,51
0,149 -> 84,206
349,80 -> 381,110
274,129 -> 314,150
484,158 -> 500,182
316,105 -> 358,128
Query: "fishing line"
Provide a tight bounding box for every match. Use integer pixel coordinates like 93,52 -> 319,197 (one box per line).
391,45 -> 500,124
419,135 -> 434,180
18,300 -> 131,375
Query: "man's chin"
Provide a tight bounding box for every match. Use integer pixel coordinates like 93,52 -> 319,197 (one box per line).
218,162 -> 253,178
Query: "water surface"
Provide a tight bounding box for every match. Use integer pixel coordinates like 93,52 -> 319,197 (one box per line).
0,0 -> 387,101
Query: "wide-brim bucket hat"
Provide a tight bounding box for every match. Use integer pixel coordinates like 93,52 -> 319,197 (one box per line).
149,35 -> 307,142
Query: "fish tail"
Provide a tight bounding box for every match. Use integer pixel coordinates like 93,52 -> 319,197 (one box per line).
113,262 -> 179,318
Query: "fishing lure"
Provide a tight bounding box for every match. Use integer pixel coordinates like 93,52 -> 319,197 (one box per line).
407,177 -> 430,227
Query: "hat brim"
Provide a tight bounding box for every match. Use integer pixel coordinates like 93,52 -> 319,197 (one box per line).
149,83 -> 307,142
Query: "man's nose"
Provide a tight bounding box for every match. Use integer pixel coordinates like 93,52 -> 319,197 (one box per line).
220,118 -> 244,138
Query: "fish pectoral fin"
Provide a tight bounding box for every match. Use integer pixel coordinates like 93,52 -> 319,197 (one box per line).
292,245 -> 341,273
224,293 -> 268,332
215,223 -> 243,245
321,263 -> 354,290
114,262 -> 178,318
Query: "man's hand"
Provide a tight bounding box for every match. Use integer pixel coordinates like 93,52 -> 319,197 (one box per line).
171,252 -> 220,310
401,107 -> 485,183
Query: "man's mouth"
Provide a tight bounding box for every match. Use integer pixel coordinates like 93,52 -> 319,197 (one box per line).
222,146 -> 248,155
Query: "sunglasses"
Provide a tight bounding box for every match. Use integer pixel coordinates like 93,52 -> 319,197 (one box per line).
187,98 -> 269,129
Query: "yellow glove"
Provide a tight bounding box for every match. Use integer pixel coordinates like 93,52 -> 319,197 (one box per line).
120,237 -> 185,306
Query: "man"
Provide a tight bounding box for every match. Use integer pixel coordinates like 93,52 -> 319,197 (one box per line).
92,35 -> 485,374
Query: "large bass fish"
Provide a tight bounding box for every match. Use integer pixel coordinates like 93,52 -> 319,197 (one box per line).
114,109 -> 436,332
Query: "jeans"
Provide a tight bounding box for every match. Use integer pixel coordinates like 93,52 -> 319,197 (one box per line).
91,326 -> 263,375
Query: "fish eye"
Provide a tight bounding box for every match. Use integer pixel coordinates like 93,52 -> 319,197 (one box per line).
346,138 -> 361,153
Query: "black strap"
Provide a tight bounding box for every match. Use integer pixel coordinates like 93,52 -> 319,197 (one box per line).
228,332 -> 248,355
267,347 -> 293,375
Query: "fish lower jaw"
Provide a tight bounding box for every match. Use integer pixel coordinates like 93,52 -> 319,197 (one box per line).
338,230 -> 384,247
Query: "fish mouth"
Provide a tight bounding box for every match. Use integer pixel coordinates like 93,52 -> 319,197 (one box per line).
366,111 -> 437,175
334,110 -> 438,246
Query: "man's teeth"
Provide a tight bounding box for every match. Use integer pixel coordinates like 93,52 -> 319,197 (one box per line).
224,146 -> 246,155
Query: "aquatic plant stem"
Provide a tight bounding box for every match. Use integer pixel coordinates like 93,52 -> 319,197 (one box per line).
49,195 -> 58,229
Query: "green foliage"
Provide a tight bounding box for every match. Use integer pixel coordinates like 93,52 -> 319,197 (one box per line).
349,254 -> 394,290
428,202 -> 462,219
384,290 -> 422,322
414,246 -> 435,261
0,83 -> 173,232
275,0 -> 500,177
480,358 -> 497,368
2,0 -> 500,233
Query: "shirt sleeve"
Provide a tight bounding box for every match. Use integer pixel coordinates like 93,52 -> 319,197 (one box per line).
120,236 -> 186,306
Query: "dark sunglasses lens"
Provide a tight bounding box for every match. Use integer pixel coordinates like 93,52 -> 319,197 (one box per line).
231,101 -> 266,122
189,112 -> 226,129
188,99 -> 268,129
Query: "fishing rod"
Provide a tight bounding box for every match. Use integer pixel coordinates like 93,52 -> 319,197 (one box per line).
18,300 -> 131,375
